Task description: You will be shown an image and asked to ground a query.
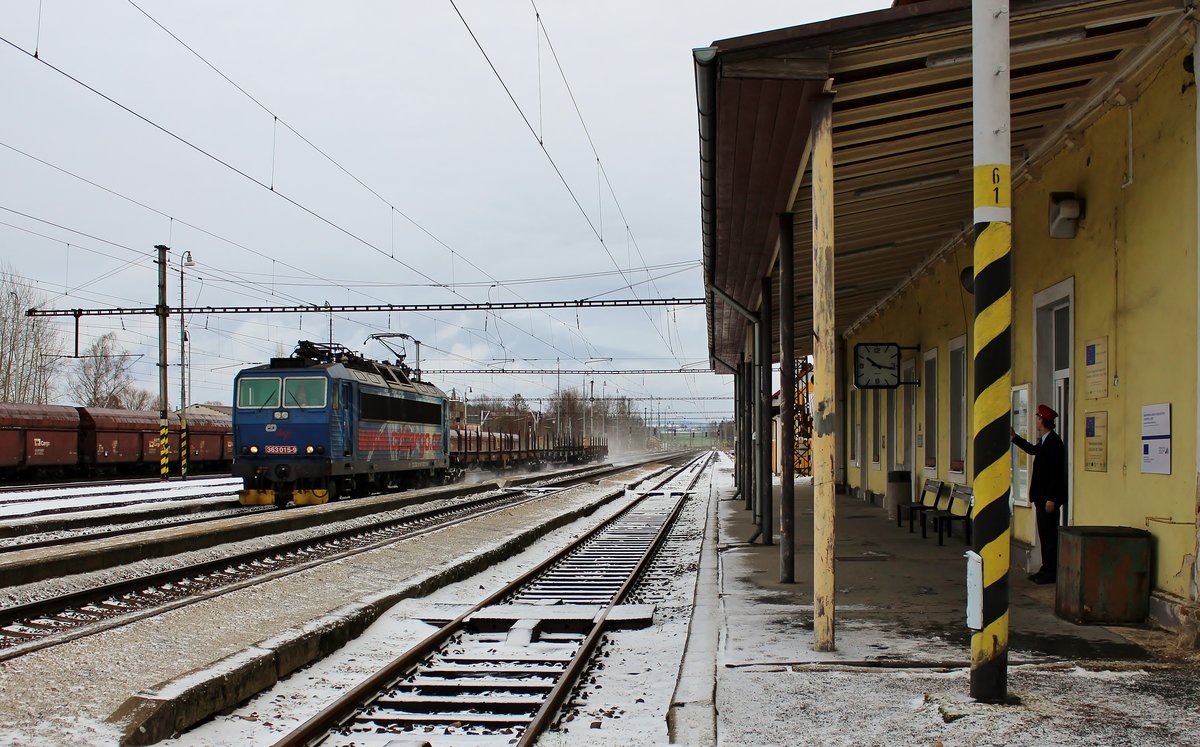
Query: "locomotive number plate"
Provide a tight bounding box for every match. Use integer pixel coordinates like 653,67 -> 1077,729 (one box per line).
264,445 -> 298,454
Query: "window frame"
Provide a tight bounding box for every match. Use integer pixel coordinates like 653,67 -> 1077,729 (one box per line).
282,376 -> 328,409
871,387 -> 882,468
948,335 -> 968,480
236,376 -> 281,409
923,347 -> 939,476
848,384 -> 858,465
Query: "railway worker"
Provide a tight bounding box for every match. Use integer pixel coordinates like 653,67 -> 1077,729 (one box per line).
1011,404 -> 1067,585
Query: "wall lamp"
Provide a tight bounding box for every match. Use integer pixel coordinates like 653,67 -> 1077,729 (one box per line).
1048,191 -> 1085,238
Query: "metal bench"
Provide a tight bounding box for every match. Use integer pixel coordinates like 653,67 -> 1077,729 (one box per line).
927,483 -> 973,546
898,478 -> 944,533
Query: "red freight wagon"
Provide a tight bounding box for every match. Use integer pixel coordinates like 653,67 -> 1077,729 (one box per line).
185,413 -> 234,465
0,404 -> 80,469
79,408 -> 156,469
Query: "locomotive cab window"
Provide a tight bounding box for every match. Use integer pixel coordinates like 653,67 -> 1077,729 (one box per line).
237,377 -> 281,409
283,377 -> 327,408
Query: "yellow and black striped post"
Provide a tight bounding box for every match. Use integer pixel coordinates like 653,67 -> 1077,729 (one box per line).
159,419 -> 170,480
970,0 -> 1011,702
180,417 -> 189,480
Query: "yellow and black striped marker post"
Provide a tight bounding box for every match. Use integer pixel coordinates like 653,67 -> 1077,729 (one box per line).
970,0 -> 1011,702
180,418 -> 189,480
159,418 -> 170,480
971,173 -> 1011,700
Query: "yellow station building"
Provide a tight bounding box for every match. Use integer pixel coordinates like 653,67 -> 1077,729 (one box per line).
698,0 -> 1200,637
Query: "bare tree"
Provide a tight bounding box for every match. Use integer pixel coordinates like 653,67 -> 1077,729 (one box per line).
0,268 -> 63,403
70,332 -> 138,408
119,387 -> 158,410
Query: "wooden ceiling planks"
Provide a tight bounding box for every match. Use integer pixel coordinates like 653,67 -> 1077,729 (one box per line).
703,0 -> 1187,367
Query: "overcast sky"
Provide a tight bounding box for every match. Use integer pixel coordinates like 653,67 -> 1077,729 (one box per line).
0,1 -> 889,424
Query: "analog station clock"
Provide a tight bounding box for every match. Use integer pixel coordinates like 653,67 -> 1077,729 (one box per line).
853,342 -> 901,389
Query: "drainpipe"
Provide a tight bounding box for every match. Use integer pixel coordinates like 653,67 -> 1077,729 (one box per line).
1193,27 -> 1200,610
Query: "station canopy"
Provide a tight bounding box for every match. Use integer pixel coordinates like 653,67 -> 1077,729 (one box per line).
696,0 -> 1189,372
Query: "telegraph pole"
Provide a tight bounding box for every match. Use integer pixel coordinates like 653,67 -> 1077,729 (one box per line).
970,0 -> 1012,702
154,244 -> 170,481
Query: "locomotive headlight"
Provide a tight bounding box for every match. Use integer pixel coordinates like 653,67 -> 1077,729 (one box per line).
249,445 -> 259,455
316,445 -> 325,454
305,445 -> 315,454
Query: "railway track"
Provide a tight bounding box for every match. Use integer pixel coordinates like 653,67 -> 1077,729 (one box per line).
0,477 -> 244,522
0,462 -> 641,662
0,473 -> 234,495
0,504 -> 270,554
273,451 -> 713,747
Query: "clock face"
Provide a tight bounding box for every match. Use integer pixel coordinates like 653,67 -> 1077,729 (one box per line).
854,342 -> 901,389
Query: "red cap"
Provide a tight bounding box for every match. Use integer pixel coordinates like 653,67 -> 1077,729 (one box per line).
1037,404 -> 1058,420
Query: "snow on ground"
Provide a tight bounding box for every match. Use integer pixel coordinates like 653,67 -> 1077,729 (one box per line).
0,477 -> 243,519
0,466 -> 620,609
0,487 -> 505,609
717,663 -> 1200,747
0,462 -> 669,746
171,460 -> 707,746
11,451 -> 1189,747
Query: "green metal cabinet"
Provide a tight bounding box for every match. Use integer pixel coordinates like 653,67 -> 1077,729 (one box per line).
1055,526 -> 1152,624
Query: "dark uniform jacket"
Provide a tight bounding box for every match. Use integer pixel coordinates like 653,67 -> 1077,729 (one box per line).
1012,429 -> 1067,507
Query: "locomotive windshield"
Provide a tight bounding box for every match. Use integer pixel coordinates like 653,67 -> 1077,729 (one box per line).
283,377 -> 327,408
237,377 -> 280,409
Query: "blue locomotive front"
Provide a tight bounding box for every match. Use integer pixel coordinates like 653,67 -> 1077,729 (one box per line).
233,341 -> 449,507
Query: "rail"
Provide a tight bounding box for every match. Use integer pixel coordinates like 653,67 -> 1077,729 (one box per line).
272,450 -> 713,746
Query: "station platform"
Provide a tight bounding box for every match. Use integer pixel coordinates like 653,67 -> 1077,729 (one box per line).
670,471 -> 1200,746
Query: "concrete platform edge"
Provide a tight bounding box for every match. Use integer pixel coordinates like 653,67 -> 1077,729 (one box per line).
106,481 -> 633,746
666,478 -> 720,745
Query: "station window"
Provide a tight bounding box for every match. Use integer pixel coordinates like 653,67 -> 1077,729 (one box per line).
283,377 -> 327,408
848,388 -> 858,464
237,377 -> 280,409
871,388 -> 881,466
923,349 -> 938,471
949,336 -> 967,474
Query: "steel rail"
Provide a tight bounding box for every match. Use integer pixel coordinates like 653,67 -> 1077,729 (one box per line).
273,451 -> 709,747
516,451 -> 713,746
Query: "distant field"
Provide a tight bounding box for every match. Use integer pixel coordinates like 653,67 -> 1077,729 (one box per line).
659,432 -> 727,449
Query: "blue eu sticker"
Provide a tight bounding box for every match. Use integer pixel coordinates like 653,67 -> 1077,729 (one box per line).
1086,344 -> 1096,365
1086,417 -> 1095,437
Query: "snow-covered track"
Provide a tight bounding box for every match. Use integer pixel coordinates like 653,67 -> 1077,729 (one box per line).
274,451 -> 713,747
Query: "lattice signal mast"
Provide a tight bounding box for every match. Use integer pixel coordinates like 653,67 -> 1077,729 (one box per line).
795,357 -> 814,477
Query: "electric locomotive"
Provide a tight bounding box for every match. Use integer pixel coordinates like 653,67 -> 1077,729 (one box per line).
233,341 -> 449,508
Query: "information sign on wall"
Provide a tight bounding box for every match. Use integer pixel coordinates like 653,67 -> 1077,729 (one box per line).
1084,411 -> 1107,472
1141,403 -> 1171,475
1010,385 -> 1030,506
1085,337 -> 1108,399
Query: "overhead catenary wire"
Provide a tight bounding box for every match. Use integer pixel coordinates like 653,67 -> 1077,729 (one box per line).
448,0 -> 684,364
2,19 -> 608,394
120,0 -> 673,373
0,137 -> 651,398
1,11 -> 706,407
